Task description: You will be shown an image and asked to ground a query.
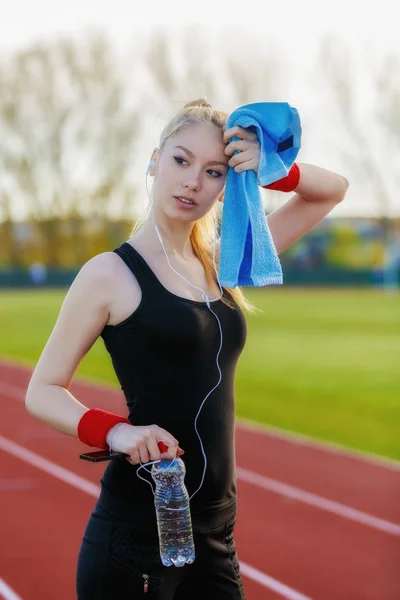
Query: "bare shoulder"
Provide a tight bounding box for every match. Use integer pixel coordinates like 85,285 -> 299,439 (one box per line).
79,250 -> 142,327
57,251 -> 125,326
78,251 -> 124,280
51,252 -> 127,328
73,251 -> 128,296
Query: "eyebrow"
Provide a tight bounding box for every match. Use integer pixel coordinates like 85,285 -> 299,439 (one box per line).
173,145 -> 228,168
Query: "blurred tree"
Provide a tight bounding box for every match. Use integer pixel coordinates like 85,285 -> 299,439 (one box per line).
141,25 -> 284,108
0,35 -> 140,266
318,37 -> 394,219
377,54 -> 400,147
0,193 -> 22,266
0,29 -> 286,267
143,29 -> 179,101
140,26 -> 284,213
317,37 -> 399,289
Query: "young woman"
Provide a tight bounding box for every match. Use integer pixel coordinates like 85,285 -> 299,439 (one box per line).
25,98 -> 349,599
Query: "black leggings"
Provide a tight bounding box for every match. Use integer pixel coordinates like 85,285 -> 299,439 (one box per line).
76,488 -> 246,600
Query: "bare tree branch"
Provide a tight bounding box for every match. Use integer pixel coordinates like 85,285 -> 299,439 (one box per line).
317,36 -> 395,220
0,35 -> 141,264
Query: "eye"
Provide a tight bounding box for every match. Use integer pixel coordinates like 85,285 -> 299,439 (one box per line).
174,156 -> 188,166
173,156 -> 224,178
208,169 -> 224,178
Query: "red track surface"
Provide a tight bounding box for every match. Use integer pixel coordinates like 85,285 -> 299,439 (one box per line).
1,360 -> 399,599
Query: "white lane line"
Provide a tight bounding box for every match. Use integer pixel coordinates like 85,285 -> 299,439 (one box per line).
1,382 -> 399,536
237,467 -> 400,536
0,434 -> 313,600
0,578 -> 23,600
239,563 -> 312,600
0,434 -> 100,498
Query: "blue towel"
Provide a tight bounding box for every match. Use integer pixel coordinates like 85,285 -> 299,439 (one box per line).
218,102 -> 302,288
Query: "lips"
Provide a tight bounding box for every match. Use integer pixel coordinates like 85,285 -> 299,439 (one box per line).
174,196 -> 196,205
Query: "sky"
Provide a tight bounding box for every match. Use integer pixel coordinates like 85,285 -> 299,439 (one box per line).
1,0 -> 399,219
2,0 -> 399,52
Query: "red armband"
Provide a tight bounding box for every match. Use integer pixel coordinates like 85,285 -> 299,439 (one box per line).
77,408 -> 130,450
263,162 -> 300,192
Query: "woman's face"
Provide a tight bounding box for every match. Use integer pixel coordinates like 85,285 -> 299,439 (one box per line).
150,122 -> 229,221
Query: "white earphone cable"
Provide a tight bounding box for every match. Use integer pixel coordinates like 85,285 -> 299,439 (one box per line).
135,161 -> 224,502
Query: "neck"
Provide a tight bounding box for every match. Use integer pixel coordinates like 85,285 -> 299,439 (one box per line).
131,210 -> 196,259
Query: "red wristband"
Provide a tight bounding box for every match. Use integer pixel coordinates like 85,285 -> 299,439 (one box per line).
263,162 -> 300,192
77,408 -> 130,450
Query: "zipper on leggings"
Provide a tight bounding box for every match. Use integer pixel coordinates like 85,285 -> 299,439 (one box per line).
143,574 -> 149,593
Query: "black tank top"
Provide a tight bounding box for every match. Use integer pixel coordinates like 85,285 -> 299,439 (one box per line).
99,242 -> 247,520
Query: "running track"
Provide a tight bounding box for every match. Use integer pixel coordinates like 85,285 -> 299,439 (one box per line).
0,360 -> 399,600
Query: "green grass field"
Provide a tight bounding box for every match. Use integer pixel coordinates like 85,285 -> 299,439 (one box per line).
1,288 -> 399,460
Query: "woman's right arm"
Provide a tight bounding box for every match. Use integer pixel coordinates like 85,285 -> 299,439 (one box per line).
25,253 -> 182,463
25,253 -> 114,436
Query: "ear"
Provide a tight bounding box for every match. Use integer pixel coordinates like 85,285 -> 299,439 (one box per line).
149,148 -> 159,176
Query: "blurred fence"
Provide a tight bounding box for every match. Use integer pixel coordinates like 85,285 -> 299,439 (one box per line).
1,265 -> 398,289
1,216 -> 399,290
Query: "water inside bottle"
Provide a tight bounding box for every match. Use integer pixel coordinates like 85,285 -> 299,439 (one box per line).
152,458 -> 196,567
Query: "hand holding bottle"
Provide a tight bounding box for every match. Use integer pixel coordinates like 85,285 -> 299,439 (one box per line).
106,423 -> 184,465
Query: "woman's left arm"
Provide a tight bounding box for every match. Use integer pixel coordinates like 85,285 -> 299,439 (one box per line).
222,126 -> 349,256
266,163 -> 349,255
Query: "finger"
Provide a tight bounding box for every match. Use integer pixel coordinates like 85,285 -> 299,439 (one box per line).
128,449 -> 140,465
234,125 -> 257,140
151,425 -> 179,447
233,156 -> 258,172
224,140 -> 248,157
233,158 -> 258,173
165,445 -> 178,460
159,442 -> 179,460
138,444 -> 150,464
147,436 -> 161,462
223,127 -> 243,144
159,444 -> 184,456
223,126 -> 256,144
225,139 -> 260,158
228,148 -> 254,168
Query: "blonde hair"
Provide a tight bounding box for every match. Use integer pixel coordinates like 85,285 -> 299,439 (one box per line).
132,98 -> 258,314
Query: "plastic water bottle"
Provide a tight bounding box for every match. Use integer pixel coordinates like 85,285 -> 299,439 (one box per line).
151,457 -> 196,567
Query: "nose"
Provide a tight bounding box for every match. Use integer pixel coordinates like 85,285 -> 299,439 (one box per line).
183,176 -> 200,191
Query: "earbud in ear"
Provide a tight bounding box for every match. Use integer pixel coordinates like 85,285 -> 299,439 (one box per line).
147,160 -> 156,175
